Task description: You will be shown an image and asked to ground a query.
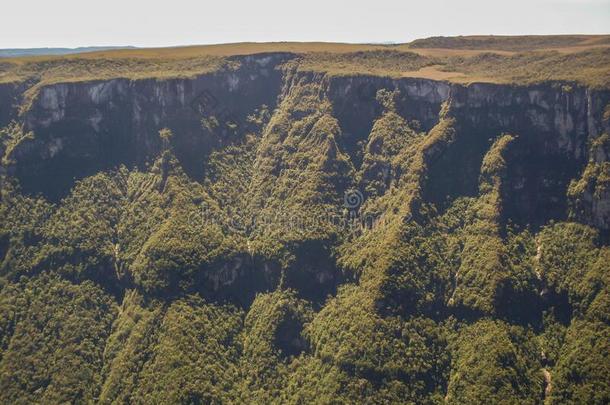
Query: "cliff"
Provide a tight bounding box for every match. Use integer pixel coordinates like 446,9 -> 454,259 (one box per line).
6,54 -> 610,229
1,41 -> 609,404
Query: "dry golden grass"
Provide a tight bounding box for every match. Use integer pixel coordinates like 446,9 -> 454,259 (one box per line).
5,35 -> 607,63
407,34 -> 610,52
399,65 -> 469,81
6,42 -> 390,63
1,36 -> 608,96
440,48 -> 610,87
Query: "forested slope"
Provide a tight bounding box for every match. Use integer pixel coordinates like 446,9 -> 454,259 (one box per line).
0,38 -> 609,404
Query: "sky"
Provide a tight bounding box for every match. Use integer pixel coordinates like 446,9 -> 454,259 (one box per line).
2,0 -> 609,48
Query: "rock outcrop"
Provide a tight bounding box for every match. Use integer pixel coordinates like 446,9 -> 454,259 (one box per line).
4,55 -> 610,231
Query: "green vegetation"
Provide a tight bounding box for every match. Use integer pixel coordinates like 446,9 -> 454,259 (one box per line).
0,122 -> 34,165
550,319 -> 610,404
132,295 -> 243,404
0,274 -> 116,404
296,50 -> 437,77
0,38 -> 609,403
445,319 -> 542,404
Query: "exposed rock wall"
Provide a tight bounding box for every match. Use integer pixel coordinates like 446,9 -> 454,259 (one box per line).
12,54 -> 289,199
0,82 -> 18,128
5,57 -> 610,230
323,75 -> 610,230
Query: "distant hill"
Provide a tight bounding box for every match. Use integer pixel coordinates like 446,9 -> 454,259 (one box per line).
408,34 -> 610,51
0,46 -> 136,58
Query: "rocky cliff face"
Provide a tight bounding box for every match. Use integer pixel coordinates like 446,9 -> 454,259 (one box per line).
433,83 -> 610,229
5,54 -> 610,231
11,54 -> 290,199
323,74 -> 610,231
0,82 -> 18,128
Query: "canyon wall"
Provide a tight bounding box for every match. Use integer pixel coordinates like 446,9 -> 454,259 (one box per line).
4,54 -> 610,230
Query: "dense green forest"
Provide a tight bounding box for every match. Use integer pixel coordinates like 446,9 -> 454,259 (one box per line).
0,37 -> 609,404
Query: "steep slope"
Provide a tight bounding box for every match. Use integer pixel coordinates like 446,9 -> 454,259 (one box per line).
0,42 -> 609,403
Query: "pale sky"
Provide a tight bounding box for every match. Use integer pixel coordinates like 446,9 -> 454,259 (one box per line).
2,0 -> 609,48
